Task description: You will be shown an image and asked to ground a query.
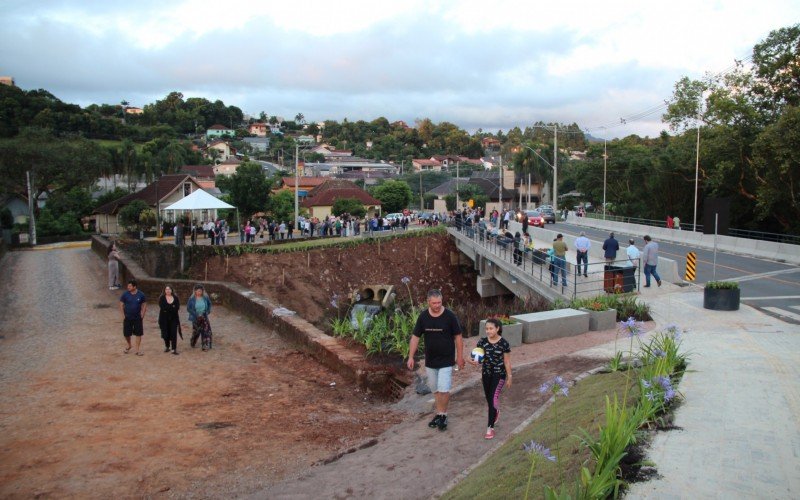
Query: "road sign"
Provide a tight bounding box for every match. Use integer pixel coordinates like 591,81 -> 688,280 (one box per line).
685,252 -> 697,281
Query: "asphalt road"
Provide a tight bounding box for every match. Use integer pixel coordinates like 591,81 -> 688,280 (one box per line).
553,221 -> 800,325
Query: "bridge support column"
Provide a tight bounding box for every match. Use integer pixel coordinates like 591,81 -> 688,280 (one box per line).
477,276 -> 511,298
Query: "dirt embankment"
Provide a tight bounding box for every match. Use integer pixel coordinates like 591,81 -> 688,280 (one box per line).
187,232 -> 481,327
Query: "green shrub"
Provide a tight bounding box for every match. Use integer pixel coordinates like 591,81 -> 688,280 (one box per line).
705,280 -> 739,290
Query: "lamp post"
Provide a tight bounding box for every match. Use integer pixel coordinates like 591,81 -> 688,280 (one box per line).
693,123 -> 700,232
603,139 -> 607,220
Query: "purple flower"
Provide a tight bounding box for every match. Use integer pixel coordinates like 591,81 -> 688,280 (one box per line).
655,376 -> 672,391
330,293 -> 339,309
654,349 -> 667,358
664,388 -> 676,402
645,391 -> 656,402
641,379 -> 652,389
619,317 -> 643,337
401,276 -> 411,285
539,376 -> 569,397
663,324 -> 684,341
522,440 -> 556,462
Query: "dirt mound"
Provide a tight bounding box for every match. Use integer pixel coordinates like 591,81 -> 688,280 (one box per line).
188,233 -> 481,327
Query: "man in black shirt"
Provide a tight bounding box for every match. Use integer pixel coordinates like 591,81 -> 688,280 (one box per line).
407,289 -> 465,431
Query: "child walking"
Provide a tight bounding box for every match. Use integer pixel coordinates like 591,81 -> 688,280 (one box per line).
470,317 -> 512,440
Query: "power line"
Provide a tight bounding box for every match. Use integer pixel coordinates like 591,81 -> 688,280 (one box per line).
584,52 -> 754,134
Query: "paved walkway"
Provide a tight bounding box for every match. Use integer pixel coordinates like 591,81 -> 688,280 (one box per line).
626,284 -> 800,499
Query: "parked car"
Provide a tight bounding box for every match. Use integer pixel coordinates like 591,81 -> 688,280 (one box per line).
521,210 -> 545,228
385,213 -> 404,221
539,207 -> 556,224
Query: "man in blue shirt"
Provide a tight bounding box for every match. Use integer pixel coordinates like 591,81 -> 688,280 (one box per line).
574,231 -> 591,277
119,279 -> 147,355
602,232 -> 620,263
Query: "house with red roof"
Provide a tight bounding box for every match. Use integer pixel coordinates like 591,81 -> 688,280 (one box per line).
300,179 -> 381,219
93,174 -> 206,234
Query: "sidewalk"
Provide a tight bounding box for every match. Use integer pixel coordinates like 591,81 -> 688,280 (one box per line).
626,286 -> 800,498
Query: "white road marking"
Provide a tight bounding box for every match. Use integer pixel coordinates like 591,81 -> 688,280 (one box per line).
741,295 -> 800,301
763,307 -> 800,322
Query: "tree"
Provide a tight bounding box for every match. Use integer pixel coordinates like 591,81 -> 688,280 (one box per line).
267,189 -> 298,223
295,113 -> 305,124
226,162 -> 272,218
332,198 -> 366,218
370,180 -> 412,213
118,200 -> 151,232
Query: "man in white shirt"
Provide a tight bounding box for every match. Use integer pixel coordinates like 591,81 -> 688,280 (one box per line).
626,239 -> 640,268
574,231 -> 591,277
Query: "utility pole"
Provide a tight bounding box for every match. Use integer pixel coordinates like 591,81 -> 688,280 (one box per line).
26,170 -> 36,246
294,143 -> 299,238
419,169 -> 423,210
553,125 -> 558,213
456,161 -> 460,210
603,138 -> 607,220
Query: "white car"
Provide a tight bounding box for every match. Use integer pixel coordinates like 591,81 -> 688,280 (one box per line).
385,213 -> 404,221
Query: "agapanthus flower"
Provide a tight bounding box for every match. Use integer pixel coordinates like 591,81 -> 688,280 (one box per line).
664,388 -> 676,402
619,317 -> 643,337
522,440 -> 556,462
330,293 -> 339,309
655,376 -> 672,391
641,379 -> 652,389
645,391 -> 656,402
663,324 -> 684,341
401,276 -> 411,285
654,349 -> 667,358
539,376 -> 569,397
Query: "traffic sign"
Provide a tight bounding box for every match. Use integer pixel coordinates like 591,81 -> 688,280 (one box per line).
685,252 -> 697,281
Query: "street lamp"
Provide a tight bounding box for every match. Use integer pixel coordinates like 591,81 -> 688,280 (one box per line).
603,139 -> 608,220
293,142 -> 310,237
693,122 -> 700,232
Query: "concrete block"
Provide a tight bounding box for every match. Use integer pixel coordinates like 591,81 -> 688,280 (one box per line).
511,308 -> 589,343
580,308 -> 617,331
478,319 -> 523,347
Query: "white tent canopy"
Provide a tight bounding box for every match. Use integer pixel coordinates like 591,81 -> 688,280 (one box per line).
163,189 -> 234,211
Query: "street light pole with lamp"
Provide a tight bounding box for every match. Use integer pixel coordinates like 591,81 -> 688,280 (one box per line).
522,125 -> 558,212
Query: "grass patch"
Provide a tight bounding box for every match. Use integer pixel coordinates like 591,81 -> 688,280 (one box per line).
443,371 -> 638,500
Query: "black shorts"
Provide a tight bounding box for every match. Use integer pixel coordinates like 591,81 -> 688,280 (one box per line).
123,318 -> 144,337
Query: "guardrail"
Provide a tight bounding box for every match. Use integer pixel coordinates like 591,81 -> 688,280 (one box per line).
449,219 -> 640,299
582,213 -> 799,245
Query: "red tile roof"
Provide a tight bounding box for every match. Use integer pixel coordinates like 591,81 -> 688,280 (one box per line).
280,176 -> 328,188
93,174 -> 193,215
181,165 -> 216,178
301,179 -> 381,208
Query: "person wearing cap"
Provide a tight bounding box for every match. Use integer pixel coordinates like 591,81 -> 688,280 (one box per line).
551,233 -> 568,286
187,284 -> 213,351
574,231 -> 591,277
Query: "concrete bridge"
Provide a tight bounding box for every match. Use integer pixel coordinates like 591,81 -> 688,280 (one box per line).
448,222 -> 672,302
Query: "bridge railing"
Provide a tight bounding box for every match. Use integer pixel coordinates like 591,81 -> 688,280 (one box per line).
450,218 -> 641,299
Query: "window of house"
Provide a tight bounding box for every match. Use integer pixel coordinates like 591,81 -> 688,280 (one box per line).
184,183 -> 191,196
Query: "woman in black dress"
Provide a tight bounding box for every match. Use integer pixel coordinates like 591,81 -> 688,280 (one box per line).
158,285 -> 181,355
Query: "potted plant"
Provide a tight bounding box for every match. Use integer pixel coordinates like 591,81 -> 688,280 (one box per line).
703,281 -> 740,311
479,315 -> 523,347
579,300 -> 618,331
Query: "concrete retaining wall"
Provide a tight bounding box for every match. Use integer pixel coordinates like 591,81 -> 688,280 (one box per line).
512,308 -> 590,343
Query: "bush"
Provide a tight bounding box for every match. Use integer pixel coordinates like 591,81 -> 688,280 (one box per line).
118,200 -> 150,231
705,280 -> 739,290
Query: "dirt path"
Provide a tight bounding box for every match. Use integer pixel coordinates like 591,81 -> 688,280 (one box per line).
0,248 -> 402,498
0,246 -> 632,499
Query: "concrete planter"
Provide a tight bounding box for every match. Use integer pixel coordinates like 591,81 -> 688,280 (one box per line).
580,308 -> 617,331
479,319 -> 523,347
703,287 -> 740,311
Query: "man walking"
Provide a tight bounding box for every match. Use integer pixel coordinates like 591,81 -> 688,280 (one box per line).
574,231 -> 591,277
602,232 -> 620,263
119,279 -> 147,355
551,233 -> 568,287
407,289 -> 465,431
642,235 -> 662,288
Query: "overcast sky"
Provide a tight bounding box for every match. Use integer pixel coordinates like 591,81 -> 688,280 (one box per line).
1,1 -> 798,139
